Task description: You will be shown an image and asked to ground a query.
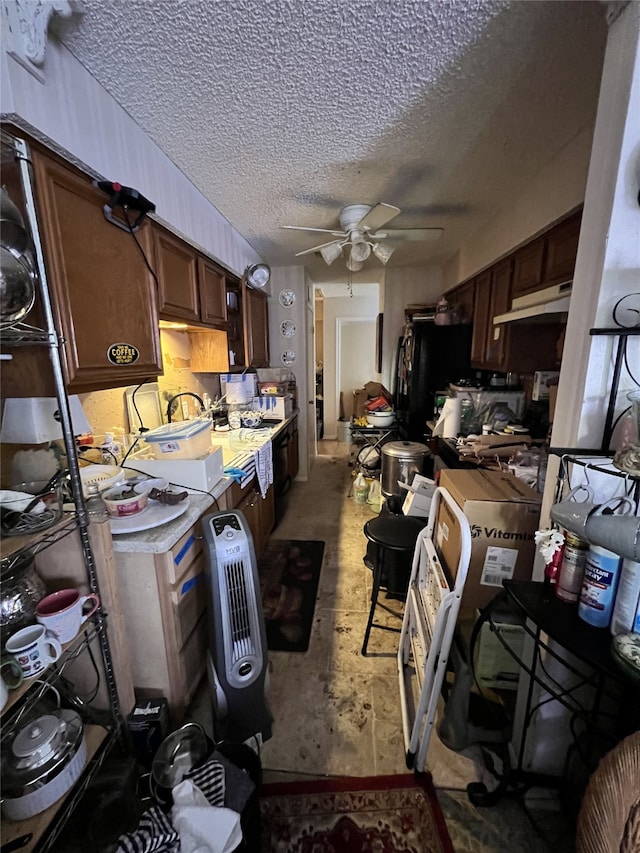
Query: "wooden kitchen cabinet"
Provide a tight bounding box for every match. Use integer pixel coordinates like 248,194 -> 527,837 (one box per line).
543,213 -> 581,285
227,479 -> 275,557
288,416 -> 299,480
245,285 -> 270,368
511,237 -> 545,299
483,259 -> 512,370
225,276 -> 247,369
447,280 -> 475,325
6,148 -> 163,395
470,270 -> 492,368
154,227 -> 228,330
112,517 -> 210,722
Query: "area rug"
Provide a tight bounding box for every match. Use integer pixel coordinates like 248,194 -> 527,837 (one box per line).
259,773 -> 455,852
258,539 -> 325,652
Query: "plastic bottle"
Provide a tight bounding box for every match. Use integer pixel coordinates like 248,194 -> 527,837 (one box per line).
353,473 -> 369,504
578,545 -> 622,628
85,483 -> 109,523
100,431 -> 123,465
611,558 -> 640,636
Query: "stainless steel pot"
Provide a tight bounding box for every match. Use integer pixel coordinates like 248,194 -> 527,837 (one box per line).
0,551 -> 47,647
1,708 -> 87,820
381,441 -> 430,499
149,722 -> 211,807
0,245 -> 36,330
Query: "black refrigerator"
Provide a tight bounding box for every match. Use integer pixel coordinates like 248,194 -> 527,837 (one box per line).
394,321 -> 473,442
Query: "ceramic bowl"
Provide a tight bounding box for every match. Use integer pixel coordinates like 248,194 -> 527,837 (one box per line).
365,411 -> 395,428
240,411 -> 264,429
102,484 -> 149,517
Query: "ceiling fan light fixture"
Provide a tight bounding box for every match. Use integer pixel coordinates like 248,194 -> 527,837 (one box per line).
350,238 -> 371,263
319,241 -> 343,265
346,252 -> 363,272
372,242 -> 395,265
245,262 -> 271,288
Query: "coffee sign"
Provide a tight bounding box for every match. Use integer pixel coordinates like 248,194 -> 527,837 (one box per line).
107,342 -> 140,365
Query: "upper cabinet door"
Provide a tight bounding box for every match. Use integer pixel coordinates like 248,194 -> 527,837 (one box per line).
512,237 -> 545,299
198,258 -> 227,328
31,150 -> 163,392
154,229 -> 200,322
544,213 -> 581,285
470,271 -> 491,367
245,286 -> 270,368
484,259 -> 512,370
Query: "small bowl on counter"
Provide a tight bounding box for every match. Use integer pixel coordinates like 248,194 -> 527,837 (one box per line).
239,410 -> 264,429
102,483 -> 151,517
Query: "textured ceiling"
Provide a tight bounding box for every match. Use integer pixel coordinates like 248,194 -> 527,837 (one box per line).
60,0 -> 607,283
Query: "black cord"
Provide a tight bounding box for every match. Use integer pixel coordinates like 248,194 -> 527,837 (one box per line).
612,292 -> 640,329
130,377 -> 153,434
123,208 -> 160,288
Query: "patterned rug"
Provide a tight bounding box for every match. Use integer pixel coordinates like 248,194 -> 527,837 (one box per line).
258,539 -> 325,653
259,773 -> 455,852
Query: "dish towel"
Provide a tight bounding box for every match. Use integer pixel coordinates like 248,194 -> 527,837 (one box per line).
171,779 -> 242,853
254,440 -> 273,499
116,805 -> 179,853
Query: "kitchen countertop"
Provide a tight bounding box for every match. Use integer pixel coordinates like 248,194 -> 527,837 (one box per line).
110,413 -> 297,553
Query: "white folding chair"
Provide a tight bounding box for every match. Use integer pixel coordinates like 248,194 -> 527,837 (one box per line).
397,485 -> 472,772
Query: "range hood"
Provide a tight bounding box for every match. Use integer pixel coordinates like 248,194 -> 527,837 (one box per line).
494,281 -> 572,324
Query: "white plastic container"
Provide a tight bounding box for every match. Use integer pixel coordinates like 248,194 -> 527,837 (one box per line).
143,419 -> 212,460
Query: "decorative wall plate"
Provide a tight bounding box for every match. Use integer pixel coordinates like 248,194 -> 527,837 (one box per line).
280,319 -> 296,338
278,289 -> 295,307
281,350 -> 296,365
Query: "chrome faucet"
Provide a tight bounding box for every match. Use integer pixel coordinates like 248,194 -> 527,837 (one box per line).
166,392 -> 205,423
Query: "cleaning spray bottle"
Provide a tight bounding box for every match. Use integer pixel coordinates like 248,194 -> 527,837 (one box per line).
353,473 -> 369,505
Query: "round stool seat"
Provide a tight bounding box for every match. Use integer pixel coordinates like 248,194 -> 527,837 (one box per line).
364,515 -> 426,552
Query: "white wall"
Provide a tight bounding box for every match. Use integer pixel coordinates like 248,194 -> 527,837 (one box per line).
338,320 -> 376,420
322,291 -> 379,437
1,41 -> 262,278
268,266 -> 309,480
381,265 -> 444,391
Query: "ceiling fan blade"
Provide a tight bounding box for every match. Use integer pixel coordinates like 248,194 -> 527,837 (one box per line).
294,239 -> 344,257
375,228 -> 444,242
357,203 -> 401,232
281,225 -> 346,237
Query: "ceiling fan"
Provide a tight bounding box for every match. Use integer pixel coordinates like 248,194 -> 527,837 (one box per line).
281,203 -> 443,270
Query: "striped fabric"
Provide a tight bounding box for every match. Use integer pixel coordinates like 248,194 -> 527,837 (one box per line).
185,759 -> 226,807
116,805 -> 179,853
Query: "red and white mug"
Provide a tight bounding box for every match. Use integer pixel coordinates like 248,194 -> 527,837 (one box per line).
36,588 -> 100,644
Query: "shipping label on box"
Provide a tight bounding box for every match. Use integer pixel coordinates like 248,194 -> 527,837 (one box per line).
437,469 -> 541,612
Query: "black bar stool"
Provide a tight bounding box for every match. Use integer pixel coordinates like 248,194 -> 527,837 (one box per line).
361,514 -> 426,656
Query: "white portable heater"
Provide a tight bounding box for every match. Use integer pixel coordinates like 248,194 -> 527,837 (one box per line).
202,510 -> 273,745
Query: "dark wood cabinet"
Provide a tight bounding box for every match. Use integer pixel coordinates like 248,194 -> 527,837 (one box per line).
155,228 -> 227,331
198,257 -> 227,327
225,276 -> 246,369
16,149 -> 163,394
245,286 -> 270,368
512,237 -> 545,299
448,280 -> 475,325
288,416 -> 299,480
470,271 -> 491,368
484,259 -> 512,370
544,213 -> 581,285
154,229 -> 200,323
228,479 -> 275,557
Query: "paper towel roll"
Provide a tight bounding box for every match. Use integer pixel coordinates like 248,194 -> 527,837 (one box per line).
433,397 -> 462,438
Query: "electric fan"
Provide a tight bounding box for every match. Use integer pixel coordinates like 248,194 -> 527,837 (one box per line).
202,510 -> 273,745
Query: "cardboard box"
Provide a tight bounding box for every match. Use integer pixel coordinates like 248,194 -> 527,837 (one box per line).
436,469 -> 541,611
532,371 -> 560,401
252,394 -> 292,420
353,382 -> 392,418
474,608 -> 525,690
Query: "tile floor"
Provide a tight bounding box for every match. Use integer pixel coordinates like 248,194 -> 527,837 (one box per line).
191,439 -> 575,851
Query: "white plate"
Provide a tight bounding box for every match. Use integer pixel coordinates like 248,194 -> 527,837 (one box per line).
278,289 -> 295,307
109,497 -> 190,534
281,350 -> 296,365
280,319 -> 296,337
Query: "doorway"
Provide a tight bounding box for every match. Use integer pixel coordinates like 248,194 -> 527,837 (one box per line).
336,318 -> 376,422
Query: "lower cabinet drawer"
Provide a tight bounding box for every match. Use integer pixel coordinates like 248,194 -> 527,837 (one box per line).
171,561 -> 207,649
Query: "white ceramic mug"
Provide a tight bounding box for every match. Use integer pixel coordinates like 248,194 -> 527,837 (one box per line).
5,624 -> 62,678
36,588 -> 100,644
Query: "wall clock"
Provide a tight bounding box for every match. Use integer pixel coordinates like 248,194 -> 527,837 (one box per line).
278,290 -> 295,308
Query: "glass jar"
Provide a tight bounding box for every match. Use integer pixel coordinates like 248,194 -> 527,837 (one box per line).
556,532 -> 589,603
